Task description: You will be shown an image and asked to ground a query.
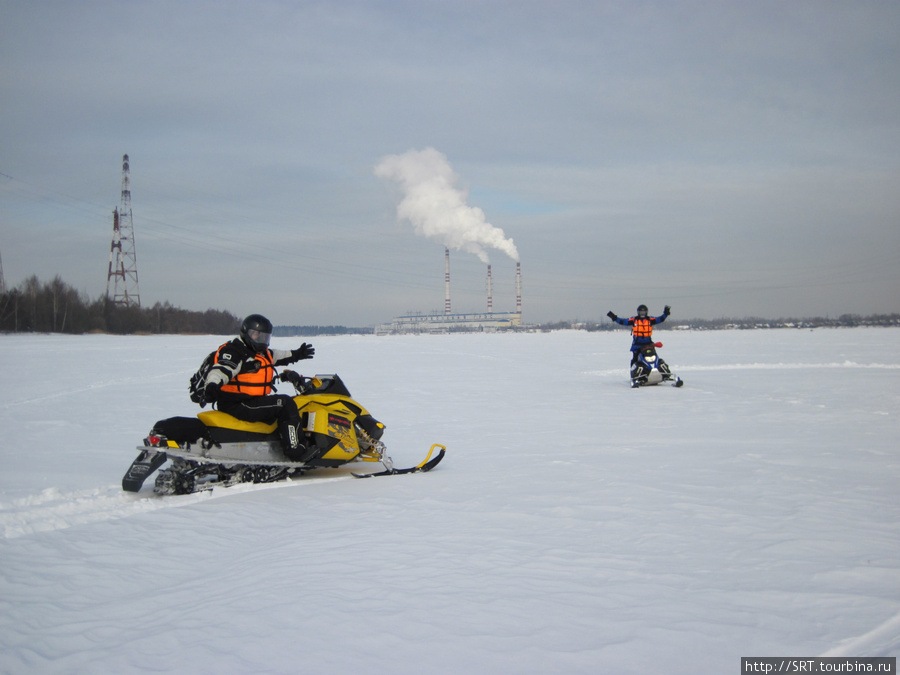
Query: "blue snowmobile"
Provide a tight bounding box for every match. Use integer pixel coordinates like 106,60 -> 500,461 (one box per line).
630,342 -> 683,389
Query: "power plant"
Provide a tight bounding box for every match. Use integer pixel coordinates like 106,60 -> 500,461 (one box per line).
376,248 -> 523,334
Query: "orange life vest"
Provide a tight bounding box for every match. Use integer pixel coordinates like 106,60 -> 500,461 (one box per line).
631,318 -> 653,338
218,344 -> 275,396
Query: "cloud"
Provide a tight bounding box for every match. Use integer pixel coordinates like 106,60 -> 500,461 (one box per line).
375,147 -> 519,264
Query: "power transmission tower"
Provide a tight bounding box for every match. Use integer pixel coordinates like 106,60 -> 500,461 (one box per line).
106,154 -> 141,307
0,246 -> 6,294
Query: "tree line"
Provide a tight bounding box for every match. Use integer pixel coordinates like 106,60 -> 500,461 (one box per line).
5,274 -> 897,336
273,325 -> 373,337
542,314 -> 900,332
0,275 -> 241,335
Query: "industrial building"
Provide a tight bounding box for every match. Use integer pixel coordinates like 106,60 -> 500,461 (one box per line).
376,249 -> 523,335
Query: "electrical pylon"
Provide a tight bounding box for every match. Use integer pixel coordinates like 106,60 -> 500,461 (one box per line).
106,154 -> 140,307
0,246 -> 7,294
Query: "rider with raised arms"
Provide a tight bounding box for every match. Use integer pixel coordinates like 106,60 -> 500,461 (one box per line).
607,304 -> 670,365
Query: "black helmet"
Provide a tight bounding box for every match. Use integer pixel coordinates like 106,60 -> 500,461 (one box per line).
637,304 -> 648,317
241,314 -> 273,353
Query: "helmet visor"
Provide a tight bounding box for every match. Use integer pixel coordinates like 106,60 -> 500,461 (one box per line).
247,329 -> 271,348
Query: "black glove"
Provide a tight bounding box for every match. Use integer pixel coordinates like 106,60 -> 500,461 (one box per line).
291,343 -> 315,361
204,381 -> 222,403
279,370 -> 304,387
607,311 -> 618,321
663,305 -> 671,316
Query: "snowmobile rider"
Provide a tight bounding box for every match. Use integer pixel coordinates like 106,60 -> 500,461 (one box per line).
202,314 -> 317,462
607,304 -> 670,364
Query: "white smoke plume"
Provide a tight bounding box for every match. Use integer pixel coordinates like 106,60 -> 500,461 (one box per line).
375,147 -> 519,263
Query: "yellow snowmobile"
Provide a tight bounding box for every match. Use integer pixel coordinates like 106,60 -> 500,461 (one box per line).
122,373 -> 445,494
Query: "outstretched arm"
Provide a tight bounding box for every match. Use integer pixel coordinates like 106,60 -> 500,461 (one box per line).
620,317 -> 633,326
273,342 -> 315,366
607,311 -> 632,326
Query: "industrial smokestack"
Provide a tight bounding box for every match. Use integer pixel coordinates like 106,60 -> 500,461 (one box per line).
444,247 -> 451,315
515,262 -> 522,315
487,264 -> 493,313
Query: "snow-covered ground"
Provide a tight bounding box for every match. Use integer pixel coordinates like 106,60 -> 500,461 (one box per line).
1,328 -> 898,674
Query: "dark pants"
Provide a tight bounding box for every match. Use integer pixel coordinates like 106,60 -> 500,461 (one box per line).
218,394 -> 300,426
217,395 -> 309,460
630,342 -> 651,365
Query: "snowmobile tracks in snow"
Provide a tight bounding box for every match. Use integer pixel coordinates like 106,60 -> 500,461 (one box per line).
2,470 -> 369,539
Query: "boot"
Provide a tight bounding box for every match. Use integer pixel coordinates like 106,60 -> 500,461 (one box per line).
280,422 -> 317,463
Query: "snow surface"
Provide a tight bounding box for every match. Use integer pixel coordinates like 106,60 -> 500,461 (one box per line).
1,328 -> 898,674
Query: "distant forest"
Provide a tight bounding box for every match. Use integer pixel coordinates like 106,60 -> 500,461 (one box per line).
273,325 -> 373,337
543,314 -> 900,331
0,275 -> 240,335
1,275 -> 897,335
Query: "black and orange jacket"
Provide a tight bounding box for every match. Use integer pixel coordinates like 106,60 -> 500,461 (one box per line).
205,338 -> 295,400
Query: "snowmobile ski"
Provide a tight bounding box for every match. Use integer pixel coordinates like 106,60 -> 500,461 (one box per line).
352,444 -> 446,478
631,374 -> 684,388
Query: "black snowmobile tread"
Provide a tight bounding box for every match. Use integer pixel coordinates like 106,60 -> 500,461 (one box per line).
352,447 -> 445,478
153,461 -> 299,495
140,446 -> 443,494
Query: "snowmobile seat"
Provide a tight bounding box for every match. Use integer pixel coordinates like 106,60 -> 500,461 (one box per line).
151,416 -> 210,445
197,410 -> 278,434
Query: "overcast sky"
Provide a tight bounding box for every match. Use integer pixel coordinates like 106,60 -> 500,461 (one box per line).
2,0 -> 898,326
